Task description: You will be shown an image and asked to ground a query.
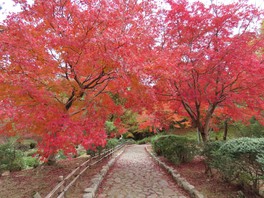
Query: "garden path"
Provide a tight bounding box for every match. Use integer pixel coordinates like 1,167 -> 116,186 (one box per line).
96,144 -> 189,198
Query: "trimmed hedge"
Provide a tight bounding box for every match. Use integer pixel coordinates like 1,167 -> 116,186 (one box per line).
203,138 -> 264,193
152,135 -> 197,165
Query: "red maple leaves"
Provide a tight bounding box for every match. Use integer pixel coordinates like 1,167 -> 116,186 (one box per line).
0,0 -> 263,159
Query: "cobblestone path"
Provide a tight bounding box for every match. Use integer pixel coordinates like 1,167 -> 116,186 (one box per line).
97,145 -> 189,198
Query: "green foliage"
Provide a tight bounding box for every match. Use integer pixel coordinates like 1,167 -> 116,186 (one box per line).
234,117 -> 264,138
87,138 -> 120,155
137,136 -> 152,144
86,145 -> 104,156
121,110 -> 139,134
56,150 -> 67,160
105,121 -> 117,135
202,141 -> 224,163
24,148 -> 38,157
219,137 -> 264,155
152,135 -> 197,165
106,138 -> 119,149
86,149 -> 96,157
150,133 -> 165,144
203,138 -> 264,192
124,139 -> 137,144
23,156 -> 39,168
0,141 -> 25,172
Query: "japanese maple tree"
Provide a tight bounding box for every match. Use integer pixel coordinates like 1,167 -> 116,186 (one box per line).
0,0 -> 158,158
152,0 -> 264,141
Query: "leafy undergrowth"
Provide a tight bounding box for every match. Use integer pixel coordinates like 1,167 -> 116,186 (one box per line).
158,155 -> 262,198
0,157 -> 90,198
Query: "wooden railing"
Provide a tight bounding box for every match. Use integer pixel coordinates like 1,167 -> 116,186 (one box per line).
45,144 -> 125,198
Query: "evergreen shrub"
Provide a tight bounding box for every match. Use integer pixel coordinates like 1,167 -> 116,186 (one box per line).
203,138 -> 264,192
152,135 -> 196,165
0,141 -> 25,172
106,138 -> 119,149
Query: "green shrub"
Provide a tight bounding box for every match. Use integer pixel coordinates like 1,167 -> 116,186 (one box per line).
125,139 -> 136,144
0,141 -> 25,172
24,149 -> 38,157
202,141 -> 224,164
234,118 -> 264,138
86,149 -> 96,157
56,150 -> 67,160
137,137 -> 152,145
150,134 -> 165,145
206,138 -> 264,192
86,145 -> 104,156
202,141 -> 224,175
152,135 -> 197,165
106,138 -> 119,149
23,156 -> 40,168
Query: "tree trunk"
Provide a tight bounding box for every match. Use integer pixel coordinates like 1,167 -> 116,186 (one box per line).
197,126 -> 210,142
223,120 -> 228,141
201,104 -> 216,142
200,130 -> 210,142
196,127 -> 201,143
47,154 -> 56,165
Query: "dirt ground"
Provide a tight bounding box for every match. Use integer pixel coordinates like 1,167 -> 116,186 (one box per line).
157,155 -> 262,198
0,146 -> 261,198
0,156 -> 93,198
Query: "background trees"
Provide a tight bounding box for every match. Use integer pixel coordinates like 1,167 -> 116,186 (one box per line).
152,0 -> 264,141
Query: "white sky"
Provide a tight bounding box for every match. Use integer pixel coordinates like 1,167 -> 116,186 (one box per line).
0,0 -> 263,22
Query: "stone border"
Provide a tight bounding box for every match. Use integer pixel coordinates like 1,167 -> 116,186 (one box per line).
82,146 -> 126,198
145,146 -> 204,198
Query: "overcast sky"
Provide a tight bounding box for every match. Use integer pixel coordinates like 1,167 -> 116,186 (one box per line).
0,0 -> 263,22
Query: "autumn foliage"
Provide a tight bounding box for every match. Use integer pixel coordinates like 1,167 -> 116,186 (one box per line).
0,0 -> 264,159
152,0 -> 264,141
0,0 -> 157,158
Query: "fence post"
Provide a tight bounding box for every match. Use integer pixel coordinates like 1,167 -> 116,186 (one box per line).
75,163 -> 80,176
58,176 -> 64,197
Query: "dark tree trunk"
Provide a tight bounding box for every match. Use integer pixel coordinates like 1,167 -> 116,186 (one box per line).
197,126 -> 210,142
223,120 -> 228,141
46,154 -> 56,165
200,130 -> 209,142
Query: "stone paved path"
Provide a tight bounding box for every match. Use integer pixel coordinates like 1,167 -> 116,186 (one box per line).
97,145 -> 190,198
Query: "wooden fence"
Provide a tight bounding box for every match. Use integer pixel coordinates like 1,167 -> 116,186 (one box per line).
44,144 -> 125,198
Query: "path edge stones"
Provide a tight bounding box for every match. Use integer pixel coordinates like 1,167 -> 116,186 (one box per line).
145,146 -> 205,198
82,147 -> 126,198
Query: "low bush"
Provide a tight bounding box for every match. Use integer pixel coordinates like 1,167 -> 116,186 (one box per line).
106,138 -> 119,149
203,138 -> 264,193
124,139 -> 136,144
0,141 -> 25,172
24,148 -> 38,157
152,135 -> 197,165
202,141 -> 224,174
56,150 -> 67,160
23,156 -> 40,168
86,147 -> 101,156
234,117 -> 264,138
137,137 -> 152,145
